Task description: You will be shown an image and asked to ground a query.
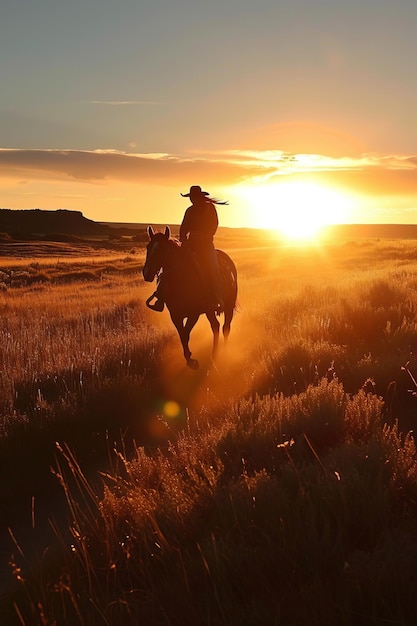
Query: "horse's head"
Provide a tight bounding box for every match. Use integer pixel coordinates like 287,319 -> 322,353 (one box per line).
142,225 -> 171,282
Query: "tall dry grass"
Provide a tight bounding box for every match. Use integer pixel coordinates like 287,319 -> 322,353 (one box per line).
2,236 -> 417,624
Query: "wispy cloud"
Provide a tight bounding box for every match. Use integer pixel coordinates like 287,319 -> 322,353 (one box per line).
1,148 -> 417,197
86,100 -> 164,106
214,149 -> 417,174
0,148 -> 272,185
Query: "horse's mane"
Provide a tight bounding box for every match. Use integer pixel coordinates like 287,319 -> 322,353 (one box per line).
168,236 -> 181,249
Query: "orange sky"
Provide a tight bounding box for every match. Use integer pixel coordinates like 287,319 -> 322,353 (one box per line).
1,145 -> 417,229
3,2 -> 417,231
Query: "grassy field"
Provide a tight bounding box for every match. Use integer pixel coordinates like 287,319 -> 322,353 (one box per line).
2,231 -> 417,625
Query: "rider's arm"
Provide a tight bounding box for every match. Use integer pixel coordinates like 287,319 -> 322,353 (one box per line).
179,208 -> 191,243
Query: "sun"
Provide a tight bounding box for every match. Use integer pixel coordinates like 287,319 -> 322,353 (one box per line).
238,181 -> 353,241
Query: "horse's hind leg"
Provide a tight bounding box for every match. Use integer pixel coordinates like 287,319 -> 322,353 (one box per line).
222,304 -> 234,342
220,265 -> 237,345
206,311 -> 220,359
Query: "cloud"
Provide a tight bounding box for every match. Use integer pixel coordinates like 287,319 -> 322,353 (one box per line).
86,100 -> 164,106
0,148 -> 275,186
1,148 -> 417,198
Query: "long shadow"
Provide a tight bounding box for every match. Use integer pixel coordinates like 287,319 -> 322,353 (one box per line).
0,351 -> 173,607
0,329 -> 247,613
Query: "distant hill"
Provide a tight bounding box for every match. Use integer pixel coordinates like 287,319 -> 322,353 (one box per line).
2,209 -> 417,242
0,209 -> 111,237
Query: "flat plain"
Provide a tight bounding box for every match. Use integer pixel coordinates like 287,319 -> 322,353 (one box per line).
2,229 -> 417,625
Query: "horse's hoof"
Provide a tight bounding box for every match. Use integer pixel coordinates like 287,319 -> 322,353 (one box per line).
187,358 -> 199,370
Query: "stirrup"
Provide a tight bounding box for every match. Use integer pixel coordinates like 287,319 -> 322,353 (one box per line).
146,292 -> 164,312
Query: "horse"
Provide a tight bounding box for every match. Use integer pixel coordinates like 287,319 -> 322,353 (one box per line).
142,226 -> 238,370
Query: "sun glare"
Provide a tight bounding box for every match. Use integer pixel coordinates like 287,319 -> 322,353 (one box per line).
239,182 -> 352,241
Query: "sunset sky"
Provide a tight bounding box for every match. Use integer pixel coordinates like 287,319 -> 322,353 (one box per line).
2,0 -> 417,233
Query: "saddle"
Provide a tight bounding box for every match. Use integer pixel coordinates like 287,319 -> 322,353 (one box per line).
146,247 -> 223,314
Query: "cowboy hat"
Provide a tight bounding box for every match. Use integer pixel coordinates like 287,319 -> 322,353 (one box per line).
181,185 -> 209,198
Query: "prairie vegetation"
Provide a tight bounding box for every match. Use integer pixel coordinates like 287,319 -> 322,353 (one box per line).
2,234 -> 417,625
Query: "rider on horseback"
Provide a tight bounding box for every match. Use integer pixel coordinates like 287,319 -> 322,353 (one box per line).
148,185 -> 227,312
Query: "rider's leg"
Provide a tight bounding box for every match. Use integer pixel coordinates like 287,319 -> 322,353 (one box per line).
189,242 -> 223,312
206,248 -> 223,312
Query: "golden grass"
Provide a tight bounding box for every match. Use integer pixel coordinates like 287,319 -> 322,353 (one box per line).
3,234 -> 417,625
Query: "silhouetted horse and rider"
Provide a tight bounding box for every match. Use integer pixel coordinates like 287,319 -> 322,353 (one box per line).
142,186 -> 238,369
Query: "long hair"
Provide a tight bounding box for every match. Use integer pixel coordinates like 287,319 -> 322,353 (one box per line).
204,196 -> 229,206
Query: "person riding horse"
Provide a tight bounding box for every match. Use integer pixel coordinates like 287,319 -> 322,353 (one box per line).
147,185 -> 227,313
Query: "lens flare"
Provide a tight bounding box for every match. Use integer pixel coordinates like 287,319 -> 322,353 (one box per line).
163,400 -> 181,419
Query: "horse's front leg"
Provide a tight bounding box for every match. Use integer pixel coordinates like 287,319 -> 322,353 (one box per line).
171,312 -> 200,369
